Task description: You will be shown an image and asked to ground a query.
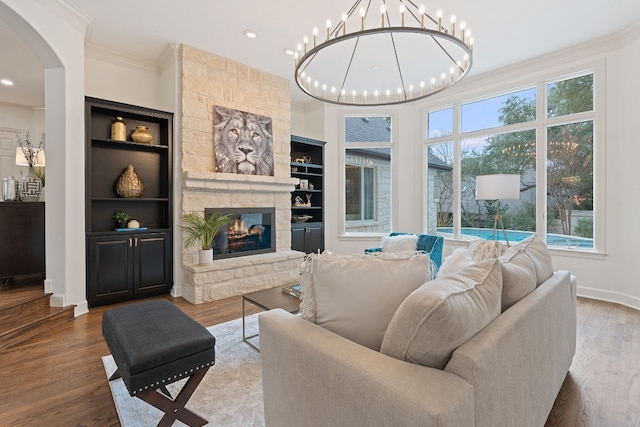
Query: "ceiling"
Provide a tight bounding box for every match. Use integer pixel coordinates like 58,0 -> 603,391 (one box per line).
1,0 -> 640,108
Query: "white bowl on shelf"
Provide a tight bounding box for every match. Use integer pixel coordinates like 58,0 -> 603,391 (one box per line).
292,215 -> 312,223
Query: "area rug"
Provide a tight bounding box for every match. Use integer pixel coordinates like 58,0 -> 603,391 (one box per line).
102,314 -> 265,427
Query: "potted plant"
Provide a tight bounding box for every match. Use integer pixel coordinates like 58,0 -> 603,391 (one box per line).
113,210 -> 131,229
181,211 -> 233,265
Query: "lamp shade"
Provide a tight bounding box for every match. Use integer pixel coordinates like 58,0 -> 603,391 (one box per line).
476,174 -> 520,200
15,147 -> 45,167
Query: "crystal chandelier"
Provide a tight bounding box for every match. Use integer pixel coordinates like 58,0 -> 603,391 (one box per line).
294,0 -> 474,106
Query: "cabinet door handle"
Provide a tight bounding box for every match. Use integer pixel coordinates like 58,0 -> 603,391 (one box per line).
129,237 -> 133,247
134,237 -> 138,247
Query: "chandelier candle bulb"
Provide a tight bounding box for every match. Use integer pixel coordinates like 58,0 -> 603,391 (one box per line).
437,10 -> 442,31
409,85 -> 413,99
419,5 -> 425,27
381,5 -> 386,27
400,4 -> 405,26
386,89 -> 390,102
420,81 -> 425,96
361,8 -> 365,30
303,36 -> 308,54
431,78 -> 436,92
450,67 -> 455,83
326,21 -> 331,40
313,28 -> 318,47
460,21 -> 466,42
450,15 -> 456,37
342,14 -> 347,35
441,73 -> 446,88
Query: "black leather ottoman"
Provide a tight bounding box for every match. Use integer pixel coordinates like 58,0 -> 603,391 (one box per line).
102,299 -> 215,427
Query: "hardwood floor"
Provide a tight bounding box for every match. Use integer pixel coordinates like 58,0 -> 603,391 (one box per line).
0,295 -> 637,426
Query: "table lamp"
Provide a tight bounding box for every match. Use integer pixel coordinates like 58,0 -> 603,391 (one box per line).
475,174 -> 521,246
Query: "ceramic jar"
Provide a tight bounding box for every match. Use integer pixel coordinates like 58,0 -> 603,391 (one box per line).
131,126 -> 153,144
111,117 -> 126,141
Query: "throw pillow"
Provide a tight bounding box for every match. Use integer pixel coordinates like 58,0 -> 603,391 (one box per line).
380,259 -> 503,369
381,234 -> 419,253
510,234 -> 554,285
437,246 -> 473,277
498,248 -> 537,311
299,252 -> 433,351
467,239 -> 506,261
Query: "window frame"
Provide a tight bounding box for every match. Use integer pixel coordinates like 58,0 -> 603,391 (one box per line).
423,64 -> 604,253
340,112 -> 396,236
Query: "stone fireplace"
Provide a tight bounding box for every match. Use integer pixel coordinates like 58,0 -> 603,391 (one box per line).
178,45 -> 305,304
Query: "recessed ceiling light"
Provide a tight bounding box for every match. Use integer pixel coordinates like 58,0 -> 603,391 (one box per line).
370,65 -> 382,72
244,30 -> 257,39
1,79 -> 14,86
283,48 -> 295,56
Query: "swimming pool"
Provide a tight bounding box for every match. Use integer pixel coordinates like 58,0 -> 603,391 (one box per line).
437,227 -> 594,249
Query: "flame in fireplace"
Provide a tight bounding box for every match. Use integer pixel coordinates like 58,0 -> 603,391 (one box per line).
229,219 -> 247,237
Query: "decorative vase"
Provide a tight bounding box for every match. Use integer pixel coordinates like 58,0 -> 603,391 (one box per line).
19,168 -> 43,202
116,165 -> 145,198
111,117 -> 127,141
131,126 -> 153,144
199,249 -> 214,265
2,176 -> 18,201
127,219 -> 140,229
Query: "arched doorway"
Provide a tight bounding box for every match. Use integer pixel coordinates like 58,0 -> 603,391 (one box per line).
0,0 -> 89,315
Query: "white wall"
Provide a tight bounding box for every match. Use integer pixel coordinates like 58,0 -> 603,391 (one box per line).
305,24 -> 640,310
1,0 -> 89,315
85,52 -> 161,110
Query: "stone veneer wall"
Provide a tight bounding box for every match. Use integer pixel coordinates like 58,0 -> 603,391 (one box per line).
179,45 -> 304,304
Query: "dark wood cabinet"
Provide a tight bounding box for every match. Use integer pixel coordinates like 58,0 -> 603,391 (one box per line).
291,222 -> 324,254
0,202 -> 45,281
291,135 -> 325,253
85,97 -> 173,307
87,232 -> 172,306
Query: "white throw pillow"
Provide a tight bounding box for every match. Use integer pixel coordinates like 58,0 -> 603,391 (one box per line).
380,259 -> 503,369
498,248 -> 537,311
437,246 -> 473,277
467,239 -> 506,261
510,234 -> 554,285
381,234 -> 419,253
299,252 -> 433,351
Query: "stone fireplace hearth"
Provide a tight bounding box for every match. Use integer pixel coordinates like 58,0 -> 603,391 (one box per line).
179,173 -> 305,304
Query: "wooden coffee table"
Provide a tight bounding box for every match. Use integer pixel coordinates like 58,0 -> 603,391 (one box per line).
242,287 -> 301,351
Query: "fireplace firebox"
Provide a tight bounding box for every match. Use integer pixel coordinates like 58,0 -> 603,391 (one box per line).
204,207 -> 275,259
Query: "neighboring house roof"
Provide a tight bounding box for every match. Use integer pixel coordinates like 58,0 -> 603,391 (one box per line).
344,116 -> 453,170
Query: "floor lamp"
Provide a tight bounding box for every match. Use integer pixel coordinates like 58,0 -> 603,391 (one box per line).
475,174 -> 521,247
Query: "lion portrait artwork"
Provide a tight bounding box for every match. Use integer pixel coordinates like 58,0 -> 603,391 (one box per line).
214,106 -> 274,176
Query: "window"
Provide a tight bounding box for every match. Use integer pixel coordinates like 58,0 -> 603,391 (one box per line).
426,71 -> 596,250
344,116 -> 392,234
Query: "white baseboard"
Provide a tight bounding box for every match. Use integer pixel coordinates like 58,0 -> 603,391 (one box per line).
578,286 -> 640,311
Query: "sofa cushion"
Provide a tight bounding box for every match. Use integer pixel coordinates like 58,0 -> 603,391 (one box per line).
381,234 -> 419,253
498,248 -> 537,311
299,252 -> 433,351
510,234 -> 554,285
380,259 -> 502,369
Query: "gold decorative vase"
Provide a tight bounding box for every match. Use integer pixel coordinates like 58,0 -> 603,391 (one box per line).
111,117 -> 126,141
116,165 -> 145,198
131,126 -> 153,144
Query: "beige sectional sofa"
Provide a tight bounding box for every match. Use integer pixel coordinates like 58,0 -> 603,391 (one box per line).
260,237 -> 577,427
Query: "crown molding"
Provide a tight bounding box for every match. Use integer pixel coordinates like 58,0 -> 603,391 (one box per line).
85,42 -> 159,74
619,19 -> 640,46
158,43 -> 181,74
36,0 -> 92,33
